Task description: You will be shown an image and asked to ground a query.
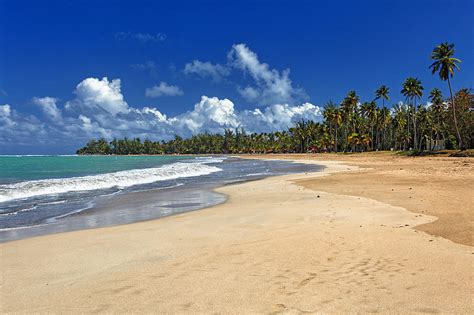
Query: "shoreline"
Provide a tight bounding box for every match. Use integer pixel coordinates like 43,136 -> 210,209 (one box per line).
1,156 -> 473,313
0,157 -> 319,242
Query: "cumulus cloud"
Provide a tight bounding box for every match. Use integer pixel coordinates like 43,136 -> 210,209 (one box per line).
0,104 -> 50,147
184,60 -> 230,82
237,86 -> 260,102
228,43 -> 307,105
2,77 -> 323,153
65,77 -> 129,115
0,104 -> 15,133
115,32 -> 166,43
32,97 -> 62,121
182,44 -> 306,105
172,96 -> 239,134
0,104 -> 12,118
239,103 -> 322,132
145,82 -> 184,97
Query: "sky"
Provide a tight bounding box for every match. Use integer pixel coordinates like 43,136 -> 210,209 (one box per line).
0,0 -> 473,154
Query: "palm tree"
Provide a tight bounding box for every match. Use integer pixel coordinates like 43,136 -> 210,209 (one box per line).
429,42 -> 462,148
323,103 -> 335,151
374,85 -> 390,107
332,108 -> 342,152
323,101 -> 342,152
429,88 -> 444,144
361,134 -> 372,151
344,91 -> 359,133
366,101 -> 377,150
340,91 -> 360,151
347,132 -> 359,152
401,77 -> 424,150
378,106 -> 391,150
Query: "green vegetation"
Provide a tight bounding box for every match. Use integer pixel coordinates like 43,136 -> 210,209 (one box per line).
77,43 -> 473,155
429,42 -> 463,148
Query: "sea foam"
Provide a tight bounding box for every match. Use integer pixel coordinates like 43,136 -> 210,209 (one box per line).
0,159 -> 222,203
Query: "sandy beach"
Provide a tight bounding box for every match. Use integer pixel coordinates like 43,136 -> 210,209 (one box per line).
1,154 -> 473,313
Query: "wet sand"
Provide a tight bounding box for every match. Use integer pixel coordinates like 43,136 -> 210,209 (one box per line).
1,155 -> 473,313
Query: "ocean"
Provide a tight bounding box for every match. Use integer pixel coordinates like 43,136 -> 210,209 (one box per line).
0,155 -> 320,241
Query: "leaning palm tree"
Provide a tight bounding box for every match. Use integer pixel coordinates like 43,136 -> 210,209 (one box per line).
401,77 -> 424,149
374,85 -> 390,107
429,42 -> 462,148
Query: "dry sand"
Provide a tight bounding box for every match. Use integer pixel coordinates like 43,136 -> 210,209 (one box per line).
244,153 -> 474,246
1,155 -> 473,313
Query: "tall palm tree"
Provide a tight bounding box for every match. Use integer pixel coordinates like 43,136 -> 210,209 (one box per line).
341,91 -> 360,151
401,77 -> 424,149
360,102 -> 377,150
323,101 -> 342,152
323,102 -> 336,151
429,88 -> 444,144
367,101 -> 377,150
374,85 -> 390,107
379,106 -> 391,150
429,42 -> 462,148
332,108 -> 342,152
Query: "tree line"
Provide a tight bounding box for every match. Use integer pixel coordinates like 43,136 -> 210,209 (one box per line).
77,42 -> 473,155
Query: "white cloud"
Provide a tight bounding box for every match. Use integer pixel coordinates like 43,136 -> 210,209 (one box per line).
0,104 -> 51,147
0,104 -> 11,117
32,97 -> 62,121
140,107 -> 168,121
145,82 -> 184,98
228,43 -> 307,105
173,96 -> 239,134
2,77 -> 324,152
239,102 -> 322,132
184,60 -> 230,82
182,44 -> 306,105
0,104 -> 15,131
65,77 -> 129,115
237,86 -> 260,102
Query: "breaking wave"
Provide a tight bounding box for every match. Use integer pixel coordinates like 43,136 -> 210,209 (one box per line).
0,159 -> 222,203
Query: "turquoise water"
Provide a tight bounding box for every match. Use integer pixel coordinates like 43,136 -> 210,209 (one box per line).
0,155 -> 320,242
0,154 -> 224,230
0,155 -> 192,183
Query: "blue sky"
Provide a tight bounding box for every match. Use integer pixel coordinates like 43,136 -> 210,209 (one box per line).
0,0 -> 473,154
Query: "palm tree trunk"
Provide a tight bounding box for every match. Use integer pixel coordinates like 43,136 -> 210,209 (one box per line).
406,106 -> 410,150
412,104 -> 417,150
447,77 -> 463,149
328,122 -> 333,152
344,127 -> 347,152
371,125 -> 374,151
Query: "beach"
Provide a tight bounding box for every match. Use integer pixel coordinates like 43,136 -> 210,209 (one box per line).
1,154 -> 473,313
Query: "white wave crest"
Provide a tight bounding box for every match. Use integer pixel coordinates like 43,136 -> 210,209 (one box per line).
0,161 -> 221,203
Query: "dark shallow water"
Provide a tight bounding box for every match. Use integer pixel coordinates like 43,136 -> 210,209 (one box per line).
0,157 -> 321,242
